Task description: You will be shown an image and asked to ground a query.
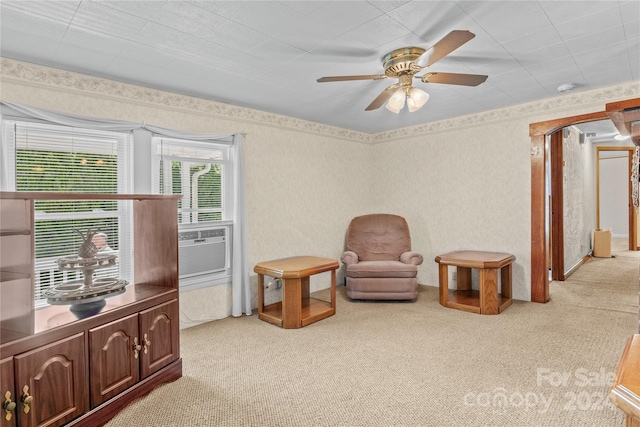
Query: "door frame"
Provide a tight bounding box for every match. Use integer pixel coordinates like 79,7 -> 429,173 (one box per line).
548,129 -> 565,281
530,111 -> 608,303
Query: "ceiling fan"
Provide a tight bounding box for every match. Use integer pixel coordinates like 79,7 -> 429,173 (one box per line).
317,30 -> 488,113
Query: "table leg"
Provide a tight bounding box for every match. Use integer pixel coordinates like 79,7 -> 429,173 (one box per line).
282,278 -> 302,329
457,266 -> 472,291
257,274 -> 264,313
501,264 -> 512,299
480,268 -> 499,315
331,269 -> 336,309
438,264 -> 449,306
301,276 -> 310,299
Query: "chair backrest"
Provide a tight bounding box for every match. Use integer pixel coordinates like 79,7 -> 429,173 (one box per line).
345,214 -> 411,261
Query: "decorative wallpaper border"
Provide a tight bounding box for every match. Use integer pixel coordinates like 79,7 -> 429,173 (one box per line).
378,81 -> 640,142
2,58 -> 639,144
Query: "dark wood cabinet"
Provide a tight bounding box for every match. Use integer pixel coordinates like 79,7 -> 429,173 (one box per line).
89,299 -> 179,408
14,334 -> 87,427
1,357 -> 16,427
0,193 -> 182,426
139,300 -> 179,379
89,314 -> 139,408
0,197 -> 34,341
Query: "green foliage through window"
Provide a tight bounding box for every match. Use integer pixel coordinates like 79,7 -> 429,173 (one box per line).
17,149 -> 118,194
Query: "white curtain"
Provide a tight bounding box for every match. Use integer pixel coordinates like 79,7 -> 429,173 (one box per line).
1,100 -> 252,316
231,134 -> 251,316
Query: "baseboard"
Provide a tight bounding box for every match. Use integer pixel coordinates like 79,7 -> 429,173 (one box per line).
564,254 -> 591,279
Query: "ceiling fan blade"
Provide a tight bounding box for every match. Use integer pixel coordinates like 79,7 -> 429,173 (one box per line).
365,84 -> 399,111
420,72 -> 488,86
317,74 -> 388,83
415,30 -> 476,68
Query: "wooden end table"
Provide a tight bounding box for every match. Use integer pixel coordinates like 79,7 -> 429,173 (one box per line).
254,256 -> 339,329
435,250 -> 515,315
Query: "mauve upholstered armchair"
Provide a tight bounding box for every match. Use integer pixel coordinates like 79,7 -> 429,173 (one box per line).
341,214 -> 423,300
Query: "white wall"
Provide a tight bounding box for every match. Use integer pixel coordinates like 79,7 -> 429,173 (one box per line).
599,154 -> 629,237
2,58 -> 639,325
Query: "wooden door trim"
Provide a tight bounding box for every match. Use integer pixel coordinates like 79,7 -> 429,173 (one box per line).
549,130 -> 565,281
530,111 -> 608,303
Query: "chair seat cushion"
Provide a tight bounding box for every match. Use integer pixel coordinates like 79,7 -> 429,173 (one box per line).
346,260 -> 417,278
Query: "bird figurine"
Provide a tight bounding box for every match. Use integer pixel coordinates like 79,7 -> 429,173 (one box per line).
74,228 -> 98,258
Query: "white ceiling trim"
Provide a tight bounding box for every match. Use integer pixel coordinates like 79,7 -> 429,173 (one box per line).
2,58 -> 638,144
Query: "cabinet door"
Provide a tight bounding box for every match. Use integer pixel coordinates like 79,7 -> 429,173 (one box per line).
14,333 -> 87,427
89,313 -> 140,408
139,299 -> 179,379
1,358 -> 16,427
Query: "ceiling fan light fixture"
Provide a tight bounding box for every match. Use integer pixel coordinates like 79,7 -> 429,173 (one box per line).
407,87 -> 429,112
386,88 -> 405,113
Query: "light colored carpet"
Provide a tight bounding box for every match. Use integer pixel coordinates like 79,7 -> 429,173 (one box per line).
106,252 -> 639,427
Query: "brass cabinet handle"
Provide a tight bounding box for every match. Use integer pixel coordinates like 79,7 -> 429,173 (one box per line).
142,333 -> 151,355
21,385 -> 32,414
3,391 -> 16,421
132,336 -> 142,359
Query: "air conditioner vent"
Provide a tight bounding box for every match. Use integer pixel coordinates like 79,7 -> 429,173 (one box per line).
178,227 -> 227,277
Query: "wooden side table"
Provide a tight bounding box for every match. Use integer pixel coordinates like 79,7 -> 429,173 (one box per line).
610,334 -> 640,426
254,256 -> 338,329
435,250 -> 515,315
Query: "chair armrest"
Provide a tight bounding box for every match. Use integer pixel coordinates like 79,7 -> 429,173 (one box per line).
400,251 -> 424,265
341,251 -> 359,265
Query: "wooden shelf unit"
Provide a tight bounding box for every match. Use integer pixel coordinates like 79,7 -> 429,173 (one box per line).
258,297 -> 334,328
445,289 -> 512,315
0,192 -> 182,427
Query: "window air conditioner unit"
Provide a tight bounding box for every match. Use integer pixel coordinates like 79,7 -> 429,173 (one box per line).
178,227 -> 227,278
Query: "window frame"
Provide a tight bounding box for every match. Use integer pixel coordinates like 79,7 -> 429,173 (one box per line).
1,117 -> 134,306
151,136 -> 233,225
151,136 -> 235,289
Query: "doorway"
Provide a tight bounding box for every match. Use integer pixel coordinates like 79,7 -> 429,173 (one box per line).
596,146 -> 636,251
530,98 -> 640,303
544,125 -> 635,282
531,111 -> 608,302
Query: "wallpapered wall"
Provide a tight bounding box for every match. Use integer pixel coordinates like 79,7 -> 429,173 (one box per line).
373,118 -> 531,298
1,58 -> 638,327
563,127 -> 592,272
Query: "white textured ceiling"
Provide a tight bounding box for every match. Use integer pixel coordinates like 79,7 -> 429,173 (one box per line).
1,1 -> 639,134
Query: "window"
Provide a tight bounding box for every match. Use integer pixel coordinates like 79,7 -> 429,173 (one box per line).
1,120 -> 132,304
151,136 -> 234,286
151,137 -> 231,224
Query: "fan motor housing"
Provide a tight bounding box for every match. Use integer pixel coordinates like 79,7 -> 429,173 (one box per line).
382,47 -> 426,78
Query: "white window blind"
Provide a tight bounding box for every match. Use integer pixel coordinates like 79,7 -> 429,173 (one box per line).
151,137 -> 231,224
1,119 -> 133,304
